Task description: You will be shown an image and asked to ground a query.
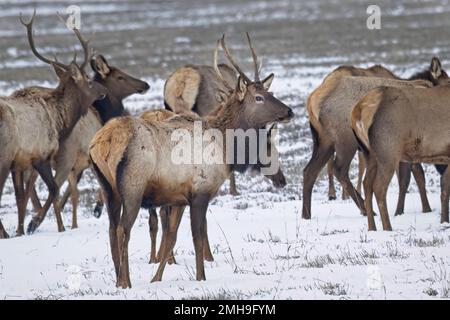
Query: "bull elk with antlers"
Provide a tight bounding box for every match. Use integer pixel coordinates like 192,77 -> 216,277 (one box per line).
89,34 -> 293,288
24,54 -> 149,231
0,11 -> 107,238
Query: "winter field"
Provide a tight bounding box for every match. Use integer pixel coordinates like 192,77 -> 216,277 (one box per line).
0,0 -> 450,299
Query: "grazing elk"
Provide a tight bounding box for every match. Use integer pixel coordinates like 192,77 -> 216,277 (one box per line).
0,12 -> 106,238
89,34 -> 293,288
165,60 -> 286,195
352,84 -> 450,231
26,54 -> 149,231
302,58 -> 449,220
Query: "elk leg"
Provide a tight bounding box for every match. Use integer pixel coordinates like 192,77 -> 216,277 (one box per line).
327,158 -> 337,200
0,219 -> 9,239
148,208 -> 159,264
189,195 -> 209,281
229,173 -> 239,196
440,168 -> 450,223
156,206 -> 176,264
93,189 -> 104,218
356,151 -> 365,195
394,162 -> 411,216
59,185 -> 71,213
0,165 -> 10,207
68,173 -> 79,229
27,160 -> 64,234
333,152 -> 366,216
373,164 -> 395,231
302,141 -> 334,219
363,156 -> 377,231
152,206 -> 185,282
117,192 -> 142,289
203,216 -> 214,262
12,170 -> 27,236
411,163 -> 432,213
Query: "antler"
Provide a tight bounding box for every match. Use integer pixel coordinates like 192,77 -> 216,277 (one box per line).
19,9 -> 69,70
213,40 -> 234,92
220,34 -> 252,84
246,32 -> 260,82
57,12 -> 94,70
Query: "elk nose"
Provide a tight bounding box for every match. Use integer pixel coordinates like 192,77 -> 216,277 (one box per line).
287,109 -> 294,119
138,83 -> 150,94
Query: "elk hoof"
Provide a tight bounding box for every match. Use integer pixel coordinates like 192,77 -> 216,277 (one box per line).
149,256 -> 159,264
230,190 -> 240,196
168,256 -> 176,265
422,207 -> 432,214
27,219 -> 41,235
93,205 -> 103,218
328,195 -> 337,201
0,230 -> 9,239
204,255 -> 214,262
394,211 -> 404,216
151,275 -> 162,283
71,224 -> 78,230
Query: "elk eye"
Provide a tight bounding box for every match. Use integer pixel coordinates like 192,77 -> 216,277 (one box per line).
118,76 -> 125,81
255,95 -> 264,103
88,80 -> 93,88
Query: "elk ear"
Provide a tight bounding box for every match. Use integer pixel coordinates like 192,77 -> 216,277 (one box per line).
236,76 -> 247,101
68,63 -> 83,83
431,57 -> 442,79
215,89 -> 228,103
91,55 -> 111,79
51,63 -> 67,79
262,73 -> 274,90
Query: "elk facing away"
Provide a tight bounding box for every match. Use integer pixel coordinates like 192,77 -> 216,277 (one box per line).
302,58 -> 449,220
26,54 -> 149,231
352,84 -> 450,231
89,34 -> 293,288
0,12 -> 107,238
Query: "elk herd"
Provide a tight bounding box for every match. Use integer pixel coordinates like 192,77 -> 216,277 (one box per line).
0,11 -> 448,289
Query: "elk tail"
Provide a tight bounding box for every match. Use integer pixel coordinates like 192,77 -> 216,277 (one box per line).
351,87 -> 385,154
164,67 -> 201,113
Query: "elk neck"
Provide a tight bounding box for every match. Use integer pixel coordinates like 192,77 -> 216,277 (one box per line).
46,82 -> 89,141
92,94 -> 126,124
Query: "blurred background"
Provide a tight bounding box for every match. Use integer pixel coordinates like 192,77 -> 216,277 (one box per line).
0,0 -> 448,203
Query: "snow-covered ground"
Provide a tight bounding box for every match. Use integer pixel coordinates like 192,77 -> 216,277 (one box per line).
1,190 -> 449,299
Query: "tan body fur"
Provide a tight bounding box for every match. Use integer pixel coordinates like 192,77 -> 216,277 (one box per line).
352,85 -> 450,231
302,59 -> 448,220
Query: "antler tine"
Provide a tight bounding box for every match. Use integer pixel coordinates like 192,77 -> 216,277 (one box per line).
246,32 -> 259,82
20,9 -> 68,70
56,12 -> 92,70
72,28 -> 92,70
213,40 -> 233,92
220,34 -> 252,84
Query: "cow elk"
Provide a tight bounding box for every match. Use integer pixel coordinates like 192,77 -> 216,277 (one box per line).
352,84 -> 450,231
89,34 -> 293,288
302,58 -> 449,220
0,11 -> 106,238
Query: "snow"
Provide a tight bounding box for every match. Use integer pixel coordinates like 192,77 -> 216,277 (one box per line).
1,190 -> 449,299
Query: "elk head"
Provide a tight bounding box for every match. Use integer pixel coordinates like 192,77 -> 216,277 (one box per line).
214,33 -> 294,130
428,57 -> 450,86
90,55 -> 150,99
20,10 -> 106,114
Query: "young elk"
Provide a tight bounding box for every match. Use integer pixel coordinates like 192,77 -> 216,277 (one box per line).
0,12 -> 106,238
26,55 -> 149,231
302,58 -> 449,220
352,84 -> 450,231
89,34 -> 293,288
165,61 -> 286,195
